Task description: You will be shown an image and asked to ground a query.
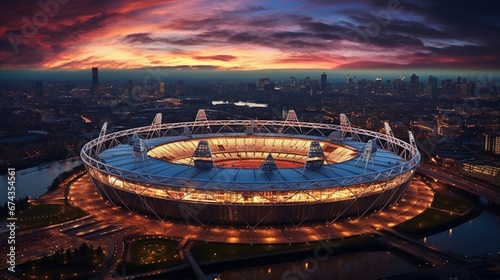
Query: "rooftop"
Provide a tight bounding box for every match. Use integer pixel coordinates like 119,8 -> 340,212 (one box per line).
97,133 -> 407,190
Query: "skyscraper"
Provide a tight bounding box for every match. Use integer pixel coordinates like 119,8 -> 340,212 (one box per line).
425,76 -> 438,98
289,76 -> 297,92
410,74 -> 419,96
374,77 -> 383,94
320,72 -> 327,91
92,67 -> 98,94
158,82 -> 165,94
257,77 -> 270,91
485,133 -> 500,155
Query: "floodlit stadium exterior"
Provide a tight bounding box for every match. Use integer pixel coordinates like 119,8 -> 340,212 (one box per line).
81,110 -> 420,228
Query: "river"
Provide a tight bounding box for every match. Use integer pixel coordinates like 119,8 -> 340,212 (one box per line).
218,202 -> 500,279
218,251 -> 418,280
211,100 -> 268,108
1,159 -> 82,205
4,160 -> 500,277
423,205 -> 500,257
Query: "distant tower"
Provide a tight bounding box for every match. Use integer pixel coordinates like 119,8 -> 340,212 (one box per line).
33,81 -> 43,97
320,72 -> 327,91
257,77 -> 270,91
410,74 -> 419,96
485,133 -> 500,155
374,77 -> 383,94
346,75 -> 352,86
158,82 -> 165,94
92,67 -> 99,94
289,76 -> 297,92
425,76 -> 438,98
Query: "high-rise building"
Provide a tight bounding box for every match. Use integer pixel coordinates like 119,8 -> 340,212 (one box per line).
289,76 -> 297,92
374,77 -> 383,94
393,76 -> 406,95
158,82 -> 165,94
485,133 -> 500,155
410,74 -> 419,96
441,79 -> 454,96
320,72 -> 327,91
461,81 -> 475,97
257,77 -> 270,91
425,76 -> 438,98
92,67 -> 99,94
33,81 -> 43,97
468,81 -> 476,96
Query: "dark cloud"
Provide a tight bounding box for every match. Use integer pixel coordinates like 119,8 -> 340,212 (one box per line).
192,55 -> 237,62
1,0 -> 500,70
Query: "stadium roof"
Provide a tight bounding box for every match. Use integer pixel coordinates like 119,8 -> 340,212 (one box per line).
97,133 -> 407,190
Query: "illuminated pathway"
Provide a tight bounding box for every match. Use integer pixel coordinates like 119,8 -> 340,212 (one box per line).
0,174 -> 434,279
68,174 -> 434,244
418,164 -> 500,205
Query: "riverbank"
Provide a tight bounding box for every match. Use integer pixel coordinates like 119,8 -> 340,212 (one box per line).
0,152 -> 74,175
0,159 -> 83,205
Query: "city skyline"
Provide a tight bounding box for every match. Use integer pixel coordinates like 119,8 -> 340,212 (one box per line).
1,0 -> 500,80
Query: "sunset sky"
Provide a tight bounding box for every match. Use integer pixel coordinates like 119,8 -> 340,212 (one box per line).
1,0 -> 500,79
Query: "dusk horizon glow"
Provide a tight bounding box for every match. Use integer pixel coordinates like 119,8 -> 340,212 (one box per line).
1,0 -> 500,78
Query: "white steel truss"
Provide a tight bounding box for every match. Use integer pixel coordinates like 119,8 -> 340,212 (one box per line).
81,111 -> 420,192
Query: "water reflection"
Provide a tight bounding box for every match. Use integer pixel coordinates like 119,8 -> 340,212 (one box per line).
424,208 -> 500,256
0,159 -> 82,204
212,100 -> 268,108
219,251 -> 417,280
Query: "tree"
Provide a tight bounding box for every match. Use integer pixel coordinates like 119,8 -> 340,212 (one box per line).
65,249 -> 72,264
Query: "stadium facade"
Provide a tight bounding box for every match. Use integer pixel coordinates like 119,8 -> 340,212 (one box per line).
81,110 -> 420,228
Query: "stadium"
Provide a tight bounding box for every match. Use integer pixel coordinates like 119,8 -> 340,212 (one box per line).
80,110 -> 420,228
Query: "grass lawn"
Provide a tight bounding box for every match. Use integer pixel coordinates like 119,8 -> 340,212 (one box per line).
17,244 -> 104,279
393,188 -> 475,235
123,238 -> 182,274
394,208 -> 460,234
191,235 -> 377,262
431,191 -> 473,214
17,204 -> 87,230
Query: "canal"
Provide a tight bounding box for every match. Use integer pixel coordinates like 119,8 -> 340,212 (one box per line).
1,159 -> 82,205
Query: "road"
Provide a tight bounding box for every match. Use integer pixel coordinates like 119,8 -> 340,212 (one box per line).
418,163 -> 500,205
377,227 -> 468,267
1,173 -> 435,278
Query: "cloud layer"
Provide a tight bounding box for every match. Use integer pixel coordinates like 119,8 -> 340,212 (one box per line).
1,0 -> 499,71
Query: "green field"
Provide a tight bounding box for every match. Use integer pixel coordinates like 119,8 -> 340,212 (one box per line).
431,191 -> 474,214
394,208 -> 460,234
394,189 -> 475,235
191,235 -> 377,262
17,204 -> 88,230
18,243 -> 104,279
122,237 -> 182,274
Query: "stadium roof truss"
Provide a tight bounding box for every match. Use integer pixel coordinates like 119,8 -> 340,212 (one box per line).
83,109 -> 420,192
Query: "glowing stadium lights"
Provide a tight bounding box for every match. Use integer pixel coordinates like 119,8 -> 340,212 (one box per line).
192,140 -> 214,169
354,139 -> 377,172
129,133 -> 150,166
81,109 -> 420,227
384,122 -> 396,154
96,121 -> 107,153
339,113 -> 360,141
260,153 -> 278,171
147,113 -> 162,139
192,109 -> 211,134
304,141 -> 325,170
